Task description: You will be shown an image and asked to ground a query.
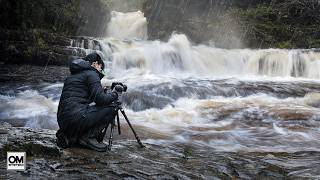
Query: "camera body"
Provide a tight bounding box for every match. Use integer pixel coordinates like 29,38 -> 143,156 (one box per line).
111,82 -> 127,93
104,82 -> 127,93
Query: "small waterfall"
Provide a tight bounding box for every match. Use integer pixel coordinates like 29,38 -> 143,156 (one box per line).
67,37 -> 104,58
106,11 -> 148,40
63,11 -> 148,61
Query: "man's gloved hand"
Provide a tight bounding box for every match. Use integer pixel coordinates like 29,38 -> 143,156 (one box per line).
103,86 -> 109,93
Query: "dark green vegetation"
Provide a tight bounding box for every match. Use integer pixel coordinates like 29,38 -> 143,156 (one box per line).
143,0 -> 320,49
0,0 -> 110,65
233,0 -> 320,48
0,0 -> 110,36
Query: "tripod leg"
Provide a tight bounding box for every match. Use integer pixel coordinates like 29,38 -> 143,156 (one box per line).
120,109 -> 145,148
117,111 -> 121,135
108,120 -> 115,150
97,120 -> 110,143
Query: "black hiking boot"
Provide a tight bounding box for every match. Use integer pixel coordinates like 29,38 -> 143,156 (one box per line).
56,130 -> 69,148
79,125 -> 110,152
79,136 -> 108,152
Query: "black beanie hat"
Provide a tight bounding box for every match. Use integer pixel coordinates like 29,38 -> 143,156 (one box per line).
83,52 -> 105,69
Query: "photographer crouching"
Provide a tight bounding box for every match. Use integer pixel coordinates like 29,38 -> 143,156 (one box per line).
56,52 -> 125,152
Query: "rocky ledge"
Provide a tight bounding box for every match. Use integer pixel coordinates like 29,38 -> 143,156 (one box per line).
0,28 -> 103,66
0,122 -> 319,179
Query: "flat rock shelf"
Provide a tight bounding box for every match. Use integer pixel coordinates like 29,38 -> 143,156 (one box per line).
1,122 -> 319,179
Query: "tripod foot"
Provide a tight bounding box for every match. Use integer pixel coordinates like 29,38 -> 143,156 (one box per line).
137,139 -> 145,148
139,143 -> 145,148
107,145 -> 112,151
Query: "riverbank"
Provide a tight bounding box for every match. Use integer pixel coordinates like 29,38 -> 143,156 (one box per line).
0,64 -> 69,85
1,122 -> 319,179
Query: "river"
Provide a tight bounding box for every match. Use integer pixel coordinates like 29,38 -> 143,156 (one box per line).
1,11 -> 320,175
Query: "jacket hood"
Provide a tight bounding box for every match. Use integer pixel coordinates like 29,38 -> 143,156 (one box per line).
69,59 -> 105,79
70,59 -> 91,74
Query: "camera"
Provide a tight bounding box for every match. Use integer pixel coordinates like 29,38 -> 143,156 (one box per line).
104,82 -> 127,93
111,82 -> 127,92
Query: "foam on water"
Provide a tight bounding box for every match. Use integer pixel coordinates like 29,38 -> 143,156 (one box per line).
0,90 -> 59,129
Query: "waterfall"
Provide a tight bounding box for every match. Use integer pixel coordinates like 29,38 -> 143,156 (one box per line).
106,11 -> 148,40
100,33 -> 320,79
64,11 -> 320,79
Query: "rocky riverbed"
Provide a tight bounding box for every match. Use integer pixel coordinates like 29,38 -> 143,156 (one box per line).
1,122 -> 320,179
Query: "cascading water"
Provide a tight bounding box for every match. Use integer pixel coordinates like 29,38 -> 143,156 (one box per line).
1,11 -> 320,154
106,11 -> 148,40
102,33 -> 320,79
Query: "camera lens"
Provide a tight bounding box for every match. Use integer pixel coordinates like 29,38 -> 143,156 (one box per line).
115,85 -> 124,92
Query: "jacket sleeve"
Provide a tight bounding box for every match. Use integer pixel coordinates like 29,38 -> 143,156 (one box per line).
86,71 -> 118,106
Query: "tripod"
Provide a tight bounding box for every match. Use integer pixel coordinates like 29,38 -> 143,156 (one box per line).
105,101 -> 145,150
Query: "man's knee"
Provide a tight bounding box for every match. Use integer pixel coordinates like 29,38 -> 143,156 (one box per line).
98,106 -> 117,116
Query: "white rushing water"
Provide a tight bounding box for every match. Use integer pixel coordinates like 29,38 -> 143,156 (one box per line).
106,11 -> 148,40
1,11 -> 320,152
100,33 -> 320,79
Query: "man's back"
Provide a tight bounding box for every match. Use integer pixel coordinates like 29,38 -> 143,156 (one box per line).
56,56 -> 118,151
57,59 -> 117,126
57,59 -> 93,124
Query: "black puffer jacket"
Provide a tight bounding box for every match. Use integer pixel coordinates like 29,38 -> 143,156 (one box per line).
57,59 -> 117,125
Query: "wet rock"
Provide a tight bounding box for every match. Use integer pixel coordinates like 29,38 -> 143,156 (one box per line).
0,119 -> 27,128
70,36 -> 102,51
0,29 -> 104,66
304,92 -> 320,108
49,163 -> 63,171
271,108 -> 314,121
0,64 -> 70,84
1,122 -> 320,179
